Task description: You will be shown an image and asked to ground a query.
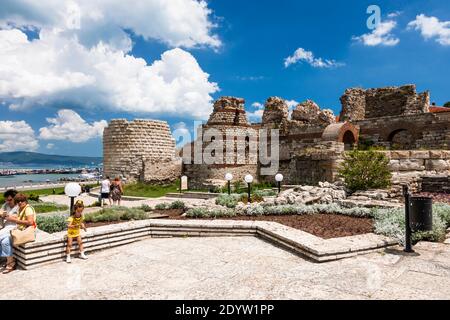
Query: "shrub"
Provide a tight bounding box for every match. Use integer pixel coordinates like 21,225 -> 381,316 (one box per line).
338,150 -> 392,192
186,207 -> 235,218
254,189 -> 277,197
373,204 -> 450,244
36,214 -> 67,233
84,207 -> 148,223
443,101 -> 450,108
140,204 -> 153,212
239,193 -> 264,204
169,200 -> 186,210
233,180 -> 243,193
87,201 -> 101,207
215,194 -> 241,208
155,203 -> 168,210
27,193 -> 40,202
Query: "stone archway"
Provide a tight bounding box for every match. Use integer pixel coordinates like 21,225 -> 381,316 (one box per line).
388,129 -> 414,150
342,130 -> 356,150
322,122 -> 360,148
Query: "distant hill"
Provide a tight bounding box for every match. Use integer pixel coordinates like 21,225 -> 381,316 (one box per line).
0,152 -> 102,166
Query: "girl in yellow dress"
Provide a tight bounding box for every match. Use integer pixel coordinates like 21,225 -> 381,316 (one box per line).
66,200 -> 88,263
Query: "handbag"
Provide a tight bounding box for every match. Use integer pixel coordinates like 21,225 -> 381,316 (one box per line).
11,205 -> 36,246
11,226 -> 36,246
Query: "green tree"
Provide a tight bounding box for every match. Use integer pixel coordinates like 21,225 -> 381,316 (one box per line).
443,101 -> 450,108
338,150 -> 392,192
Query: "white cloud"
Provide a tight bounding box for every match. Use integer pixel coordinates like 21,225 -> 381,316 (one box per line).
172,121 -> 193,148
353,20 -> 400,46
284,48 -> 344,68
0,120 -> 39,152
247,109 -> 264,123
387,11 -> 402,19
0,29 -> 219,119
285,99 -> 299,110
408,14 -> 450,46
0,0 -> 220,120
39,109 -> 107,142
251,102 -> 263,109
46,143 -> 55,149
0,0 -> 220,49
172,121 -> 190,136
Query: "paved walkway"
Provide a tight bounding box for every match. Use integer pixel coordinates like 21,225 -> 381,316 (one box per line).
41,194 -> 210,209
1,237 -> 449,299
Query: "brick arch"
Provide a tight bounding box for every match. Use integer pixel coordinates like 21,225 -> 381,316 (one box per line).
322,122 -> 360,144
381,121 -> 420,141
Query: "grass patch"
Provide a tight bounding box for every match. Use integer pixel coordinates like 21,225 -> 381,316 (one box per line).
123,181 -> 179,198
30,201 -> 69,213
0,184 -> 97,204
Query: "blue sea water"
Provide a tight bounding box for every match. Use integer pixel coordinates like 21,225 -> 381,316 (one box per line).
0,164 -> 98,188
0,173 -> 82,188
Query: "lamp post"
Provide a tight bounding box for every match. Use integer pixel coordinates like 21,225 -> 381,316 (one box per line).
225,173 -> 233,195
244,174 -> 253,203
403,185 -> 414,253
65,182 -> 81,214
275,173 -> 283,194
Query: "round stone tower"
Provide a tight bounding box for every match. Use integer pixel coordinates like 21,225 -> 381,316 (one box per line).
103,119 -> 180,184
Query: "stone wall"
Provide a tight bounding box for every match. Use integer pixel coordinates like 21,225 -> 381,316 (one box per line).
356,112 -> 450,150
339,88 -> 366,121
292,100 -> 335,126
207,96 -> 249,126
262,97 -> 289,125
381,150 -> 450,193
421,175 -> 450,194
261,141 -> 345,185
103,119 -> 179,183
340,84 -> 430,120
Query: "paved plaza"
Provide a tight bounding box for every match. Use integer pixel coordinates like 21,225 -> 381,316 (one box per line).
1,236 -> 449,299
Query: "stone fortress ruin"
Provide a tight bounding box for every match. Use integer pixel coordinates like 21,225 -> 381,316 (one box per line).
103,84 -> 450,193
103,119 -> 181,184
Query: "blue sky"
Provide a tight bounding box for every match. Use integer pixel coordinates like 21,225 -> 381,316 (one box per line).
0,0 -> 449,157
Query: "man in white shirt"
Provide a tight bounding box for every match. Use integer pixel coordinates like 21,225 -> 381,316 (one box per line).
0,189 -> 18,233
0,189 -> 18,268
100,176 -> 111,207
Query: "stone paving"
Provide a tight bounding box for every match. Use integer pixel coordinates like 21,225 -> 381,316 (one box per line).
1,237 -> 449,299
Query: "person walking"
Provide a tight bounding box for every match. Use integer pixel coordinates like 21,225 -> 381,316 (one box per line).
110,177 -> 124,206
100,176 -> 111,207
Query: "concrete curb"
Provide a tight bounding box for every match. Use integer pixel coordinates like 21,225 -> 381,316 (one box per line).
14,219 -> 397,270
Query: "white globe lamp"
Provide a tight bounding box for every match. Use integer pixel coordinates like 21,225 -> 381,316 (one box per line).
275,173 -> 284,194
65,182 -> 81,213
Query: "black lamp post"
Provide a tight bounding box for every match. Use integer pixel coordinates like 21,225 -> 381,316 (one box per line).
225,173 -> 233,195
402,185 -> 414,253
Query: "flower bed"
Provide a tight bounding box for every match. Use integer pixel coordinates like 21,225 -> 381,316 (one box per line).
185,202 -> 450,243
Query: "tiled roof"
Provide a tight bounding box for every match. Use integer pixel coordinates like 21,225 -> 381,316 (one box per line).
430,106 -> 450,113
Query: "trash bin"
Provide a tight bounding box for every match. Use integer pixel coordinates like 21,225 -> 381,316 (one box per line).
410,196 -> 433,232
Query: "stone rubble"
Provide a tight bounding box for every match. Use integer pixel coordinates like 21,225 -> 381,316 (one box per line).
272,182 -> 347,205
291,100 -> 336,126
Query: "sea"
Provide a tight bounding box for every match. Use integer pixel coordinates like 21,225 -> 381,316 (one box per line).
0,164 -> 97,188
